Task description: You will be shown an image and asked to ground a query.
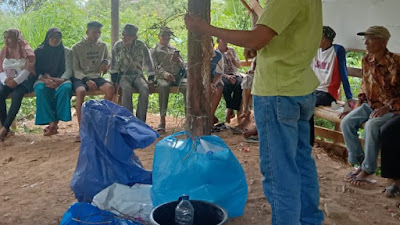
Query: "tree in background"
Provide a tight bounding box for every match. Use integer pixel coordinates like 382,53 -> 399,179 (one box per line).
2,0 -> 47,13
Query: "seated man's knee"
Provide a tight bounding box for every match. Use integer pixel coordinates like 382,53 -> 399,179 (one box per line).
75,87 -> 86,99
364,118 -> 380,133
104,84 -> 115,96
140,85 -> 149,96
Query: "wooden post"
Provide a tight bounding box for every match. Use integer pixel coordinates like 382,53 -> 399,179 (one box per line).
111,0 -> 119,48
186,0 -> 212,136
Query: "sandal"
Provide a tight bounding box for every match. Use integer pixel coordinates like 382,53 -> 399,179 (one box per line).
211,126 -> 221,133
215,122 -> 227,130
230,126 -> 244,134
349,176 -> 376,186
344,168 -> 362,181
245,136 -> 259,143
156,124 -> 166,133
44,125 -> 59,136
383,184 -> 400,198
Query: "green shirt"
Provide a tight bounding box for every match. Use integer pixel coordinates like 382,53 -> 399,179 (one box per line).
252,0 -> 322,96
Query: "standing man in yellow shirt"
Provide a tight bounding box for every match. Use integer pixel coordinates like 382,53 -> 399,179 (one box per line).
185,0 -> 324,224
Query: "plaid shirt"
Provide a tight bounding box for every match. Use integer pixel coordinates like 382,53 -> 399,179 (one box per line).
359,49 -> 400,110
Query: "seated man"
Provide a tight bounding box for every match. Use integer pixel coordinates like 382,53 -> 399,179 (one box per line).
310,26 -> 353,145
72,21 -> 114,129
238,57 -> 256,129
151,27 -> 186,132
210,38 -> 224,129
341,26 -> 400,185
217,38 -> 242,123
110,24 -> 155,122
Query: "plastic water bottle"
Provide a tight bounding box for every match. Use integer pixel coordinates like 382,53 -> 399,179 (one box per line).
175,195 -> 194,225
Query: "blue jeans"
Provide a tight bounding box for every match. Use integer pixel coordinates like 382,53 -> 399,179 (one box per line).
253,94 -> 324,225
341,103 -> 394,174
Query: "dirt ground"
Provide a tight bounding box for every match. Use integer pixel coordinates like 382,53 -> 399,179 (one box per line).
1,114 -> 400,225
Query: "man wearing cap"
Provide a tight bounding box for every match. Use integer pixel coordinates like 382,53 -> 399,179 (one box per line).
341,26 -> 400,185
309,26 -> 353,145
151,27 -> 186,132
72,21 -> 114,129
110,24 -> 155,122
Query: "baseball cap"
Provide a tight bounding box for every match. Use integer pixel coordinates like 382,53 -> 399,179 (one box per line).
357,26 -> 391,40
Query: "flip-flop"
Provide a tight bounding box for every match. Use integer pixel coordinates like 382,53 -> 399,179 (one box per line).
215,123 -> 227,130
345,171 -> 360,181
230,126 -> 244,134
383,184 -> 400,198
211,126 -> 221,133
349,176 -> 376,186
156,124 -> 166,133
245,136 -> 259,143
43,126 -> 58,136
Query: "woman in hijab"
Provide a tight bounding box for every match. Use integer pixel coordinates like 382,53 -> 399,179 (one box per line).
34,28 -> 73,136
0,28 -> 36,142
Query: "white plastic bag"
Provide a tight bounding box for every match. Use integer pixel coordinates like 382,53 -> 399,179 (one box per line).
92,183 -> 153,223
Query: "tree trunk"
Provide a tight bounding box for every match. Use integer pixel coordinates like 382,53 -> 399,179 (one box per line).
111,0 -> 119,48
186,0 -> 212,136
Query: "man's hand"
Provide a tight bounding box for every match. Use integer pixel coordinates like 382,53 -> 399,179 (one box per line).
100,63 -> 109,75
339,111 -> 350,119
211,83 -> 217,93
244,48 -> 257,61
6,79 -> 17,88
164,72 -> 176,83
226,49 -> 235,60
86,80 -> 98,91
227,75 -> 236,84
184,13 -> 211,34
370,105 -> 391,118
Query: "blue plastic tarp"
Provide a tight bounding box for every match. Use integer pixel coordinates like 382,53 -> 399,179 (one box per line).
70,100 -> 159,202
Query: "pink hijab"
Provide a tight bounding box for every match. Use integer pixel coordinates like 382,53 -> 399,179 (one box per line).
0,28 -> 35,75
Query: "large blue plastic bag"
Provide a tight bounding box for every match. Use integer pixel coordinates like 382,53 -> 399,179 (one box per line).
70,100 -> 159,202
151,131 -> 248,218
60,202 -> 143,225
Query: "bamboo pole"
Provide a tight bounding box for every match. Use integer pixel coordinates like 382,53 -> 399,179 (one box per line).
186,0 -> 212,136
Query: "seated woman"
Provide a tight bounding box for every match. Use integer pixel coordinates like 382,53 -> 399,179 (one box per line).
34,28 -> 73,136
0,29 -> 36,142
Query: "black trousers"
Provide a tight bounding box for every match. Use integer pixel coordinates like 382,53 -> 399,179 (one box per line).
0,83 -> 28,130
310,91 -> 336,146
222,75 -> 243,111
380,114 -> 400,180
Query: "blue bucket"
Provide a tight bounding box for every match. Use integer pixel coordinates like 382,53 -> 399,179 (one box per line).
150,200 -> 229,225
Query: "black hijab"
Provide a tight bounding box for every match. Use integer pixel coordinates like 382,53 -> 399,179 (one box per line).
35,28 -> 65,78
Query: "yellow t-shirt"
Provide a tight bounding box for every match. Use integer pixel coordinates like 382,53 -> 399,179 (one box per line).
252,0 -> 322,96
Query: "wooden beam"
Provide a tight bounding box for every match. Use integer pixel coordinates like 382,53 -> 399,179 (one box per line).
347,67 -> 362,78
111,0 -> 120,48
315,126 -> 345,144
186,0 -> 212,136
249,0 -> 263,17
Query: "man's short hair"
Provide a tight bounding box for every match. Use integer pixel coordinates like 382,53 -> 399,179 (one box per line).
122,24 -> 138,36
323,26 -> 336,42
87,21 -> 103,30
